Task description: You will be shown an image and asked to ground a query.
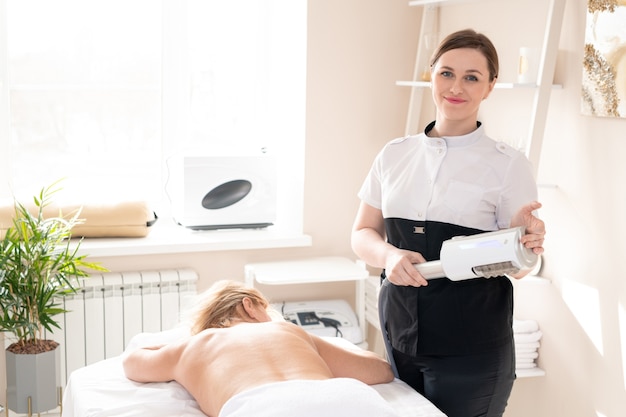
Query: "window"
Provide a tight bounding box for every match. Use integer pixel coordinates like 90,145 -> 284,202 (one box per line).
0,0 -> 306,234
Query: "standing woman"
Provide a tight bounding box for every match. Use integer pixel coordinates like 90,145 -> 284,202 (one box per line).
351,29 -> 546,417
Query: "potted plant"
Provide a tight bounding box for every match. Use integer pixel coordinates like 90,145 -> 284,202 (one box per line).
0,182 -> 107,414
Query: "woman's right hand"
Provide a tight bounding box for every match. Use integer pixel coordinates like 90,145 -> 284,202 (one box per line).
384,249 -> 429,287
352,202 -> 430,287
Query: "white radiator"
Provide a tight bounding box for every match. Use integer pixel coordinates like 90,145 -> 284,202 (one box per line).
48,269 -> 198,387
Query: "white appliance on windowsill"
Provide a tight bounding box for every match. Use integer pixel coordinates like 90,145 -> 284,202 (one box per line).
167,153 -> 277,230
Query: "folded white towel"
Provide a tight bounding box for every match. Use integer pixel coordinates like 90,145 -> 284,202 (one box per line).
515,357 -> 536,364
514,330 -> 542,343
513,319 -> 539,334
515,362 -> 538,369
515,341 -> 540,350
516,351 -> 539,360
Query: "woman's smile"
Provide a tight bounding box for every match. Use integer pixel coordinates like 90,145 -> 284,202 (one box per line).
444,96 -> 466,104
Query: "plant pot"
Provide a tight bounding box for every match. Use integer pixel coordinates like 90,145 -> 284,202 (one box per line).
5,345 -> 61,414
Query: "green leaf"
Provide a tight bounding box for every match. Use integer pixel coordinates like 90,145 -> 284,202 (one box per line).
0,180 -> 108,346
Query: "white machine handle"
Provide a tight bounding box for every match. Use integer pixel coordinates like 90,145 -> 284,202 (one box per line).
413,260 -> 444,280
414,227 -> 538,281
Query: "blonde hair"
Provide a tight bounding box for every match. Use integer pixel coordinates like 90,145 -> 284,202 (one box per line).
189,280 -> 269,334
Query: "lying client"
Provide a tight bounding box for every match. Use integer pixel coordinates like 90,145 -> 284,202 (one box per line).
122,280 -> 397,417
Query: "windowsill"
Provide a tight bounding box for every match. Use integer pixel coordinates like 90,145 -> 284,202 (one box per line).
72,223 -> 312,258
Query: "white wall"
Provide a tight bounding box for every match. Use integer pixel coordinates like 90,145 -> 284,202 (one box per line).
506,1 -> 626,416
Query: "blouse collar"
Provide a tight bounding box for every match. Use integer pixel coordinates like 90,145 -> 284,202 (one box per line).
423,121 -> 484,148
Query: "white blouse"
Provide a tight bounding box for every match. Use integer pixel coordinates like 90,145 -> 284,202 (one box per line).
358,124 -> 538,231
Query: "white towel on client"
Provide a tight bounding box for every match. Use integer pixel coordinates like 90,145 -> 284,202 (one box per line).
218,378 -> 400,417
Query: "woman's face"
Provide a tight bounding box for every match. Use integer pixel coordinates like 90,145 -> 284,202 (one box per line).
430,47 -> 495,127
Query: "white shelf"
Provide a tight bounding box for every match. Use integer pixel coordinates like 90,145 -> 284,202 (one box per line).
244,257 -> 369,342
400,0 -> 566,177
396,80 -> 562,89
244,256 -> 368,286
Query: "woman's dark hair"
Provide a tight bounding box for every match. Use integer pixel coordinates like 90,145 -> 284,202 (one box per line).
430,29 -> 499,82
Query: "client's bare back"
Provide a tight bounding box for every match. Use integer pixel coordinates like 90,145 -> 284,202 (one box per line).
124,288 -> 393,417
175,321 -> 334,417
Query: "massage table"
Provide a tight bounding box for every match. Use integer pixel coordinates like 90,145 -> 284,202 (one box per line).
61,327 -> 447,417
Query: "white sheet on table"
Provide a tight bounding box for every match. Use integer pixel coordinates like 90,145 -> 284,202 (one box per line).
372,379 -> 447,417
64,330 -> 446,417
62,357 -> 204,417
62,357 -> 447,417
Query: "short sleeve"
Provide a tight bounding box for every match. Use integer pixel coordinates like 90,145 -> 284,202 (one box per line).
357,150 -> 384,210
496,152 -> 538,229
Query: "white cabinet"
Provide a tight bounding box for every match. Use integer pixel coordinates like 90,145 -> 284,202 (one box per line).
244,257 -> 369,343
399,0 -> 565,177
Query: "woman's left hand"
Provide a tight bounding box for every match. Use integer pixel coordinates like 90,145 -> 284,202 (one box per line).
511,201 -> 546,255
